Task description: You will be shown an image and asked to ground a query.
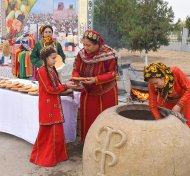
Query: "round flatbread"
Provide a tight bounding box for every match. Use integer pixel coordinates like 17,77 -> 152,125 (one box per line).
12,81 -> 20,86
55,55 -> 65,68
6,83 -> 14,88
0,80 -> 6,84
27,86 -> 39,92
0,84 -> 6,88
22,84 -> 32,90
72,77 -> 88,81
16,83 -> 25,88
10,87 -> 20,91
18,88 -> 30,93
28,91 -> 39,96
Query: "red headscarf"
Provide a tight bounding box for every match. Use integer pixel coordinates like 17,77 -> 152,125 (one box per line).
83,30 -> 105,47
82,30 -> 105,58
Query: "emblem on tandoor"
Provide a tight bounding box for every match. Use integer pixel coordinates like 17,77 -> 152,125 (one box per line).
93,126 -> 127,176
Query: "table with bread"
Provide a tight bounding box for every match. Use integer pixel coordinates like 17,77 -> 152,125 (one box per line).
0,78 -> 80,144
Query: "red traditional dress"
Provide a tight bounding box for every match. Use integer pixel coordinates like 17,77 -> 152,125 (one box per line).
148,66 -> 190,126
30,66 -> 68,167
72,45 -> 118,143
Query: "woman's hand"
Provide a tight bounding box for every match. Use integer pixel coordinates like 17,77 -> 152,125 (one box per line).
81,77 -> 96,85
172,104 -> 182,118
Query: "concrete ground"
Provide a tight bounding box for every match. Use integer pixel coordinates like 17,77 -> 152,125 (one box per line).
0,132 -> 83,176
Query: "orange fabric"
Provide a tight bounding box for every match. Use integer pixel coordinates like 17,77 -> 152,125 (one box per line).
25,51 -> 31,76
30,124 -> 68,167
148,66 -> 190,126
14,50 -> 22,77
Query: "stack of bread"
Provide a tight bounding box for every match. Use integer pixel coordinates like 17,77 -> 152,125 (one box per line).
0,79 -> 12,88
19,85 -> 39,96
0,79 -> 39,95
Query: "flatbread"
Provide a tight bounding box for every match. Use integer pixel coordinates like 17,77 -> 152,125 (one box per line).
22,84 -> 32,90
0,80 -> 7,84
72,77 -> 88,81
10,87 -> 20,91
55,55 -> 65,68
27,86 -> 39,92
12,81 -> 20,86
0,84 -> 7,88
18,89 -> 30,93
15,83 -> 25,88
6,83 -> 14,88
28,91 -> 39,96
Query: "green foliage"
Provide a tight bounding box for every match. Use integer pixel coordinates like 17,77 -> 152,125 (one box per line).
185,16 -> 190,34
93,0 -> 174,52
94,0 -> 133,48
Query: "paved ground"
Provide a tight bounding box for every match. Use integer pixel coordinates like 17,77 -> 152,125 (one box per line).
0,133 -> 83,176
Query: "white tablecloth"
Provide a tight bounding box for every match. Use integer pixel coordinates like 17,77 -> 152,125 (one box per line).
0,87 -> 80,144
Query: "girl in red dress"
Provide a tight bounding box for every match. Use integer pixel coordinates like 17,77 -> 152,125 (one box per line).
144,62 -> 190,126
72,30 -> 118,143
30,46 -> 76,167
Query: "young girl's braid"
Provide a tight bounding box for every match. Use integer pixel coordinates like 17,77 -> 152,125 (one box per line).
40,46 -> 58,88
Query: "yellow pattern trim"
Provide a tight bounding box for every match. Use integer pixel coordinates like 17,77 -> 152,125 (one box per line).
53,125 -> 56,161
83,93 -> 88,139
100,96 -> 103,112
113,85 -> 118,105
34,135 -> 39,163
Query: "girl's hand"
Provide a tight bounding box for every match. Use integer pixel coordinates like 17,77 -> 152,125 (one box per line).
81,77 -> 96,85
65,81 -> 78,89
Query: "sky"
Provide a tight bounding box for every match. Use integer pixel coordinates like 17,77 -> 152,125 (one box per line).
166,0 -> 190,22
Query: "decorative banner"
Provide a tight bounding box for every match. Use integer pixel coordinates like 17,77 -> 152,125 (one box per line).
87,0 -> 94,29
78,0 -> 94,45
78,0 -> 88,42
1,0 -> 94,50
5,0 -> 37,37
0,0 -> 6,38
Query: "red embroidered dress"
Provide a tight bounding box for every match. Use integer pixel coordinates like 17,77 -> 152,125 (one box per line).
72,45 -> 118,143
148,67 -> 190,126
30,66 -> 68,167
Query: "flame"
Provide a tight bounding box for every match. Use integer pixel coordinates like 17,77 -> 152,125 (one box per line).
131,88 -> 149,101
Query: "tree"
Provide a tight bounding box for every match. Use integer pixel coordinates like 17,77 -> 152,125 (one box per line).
185,16 -> 190,35
93,0 -> 136,49
117,0 -> 174,64
93,0 -> 174,64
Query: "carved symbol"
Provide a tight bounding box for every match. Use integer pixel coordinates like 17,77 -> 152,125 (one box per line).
93,126 -> 127,176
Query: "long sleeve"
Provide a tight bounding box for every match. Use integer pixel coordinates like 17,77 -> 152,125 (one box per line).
173,67 -> 190,107
57,42 -> 65,63
30,42 -> 43,68
148,84 -> 161,119
38,67 -> 67,94
95,59 -> 118,85
72,54 -> 81,77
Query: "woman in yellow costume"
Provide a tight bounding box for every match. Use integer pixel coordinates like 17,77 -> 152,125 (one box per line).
144,62 -> 190,126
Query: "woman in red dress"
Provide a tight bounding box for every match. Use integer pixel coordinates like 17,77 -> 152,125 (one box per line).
144,62 -> 190,126
72,30 -> 118,143
30,46 -> 76,167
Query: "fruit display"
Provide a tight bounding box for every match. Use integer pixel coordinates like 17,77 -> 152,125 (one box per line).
5,0 -> 37,35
